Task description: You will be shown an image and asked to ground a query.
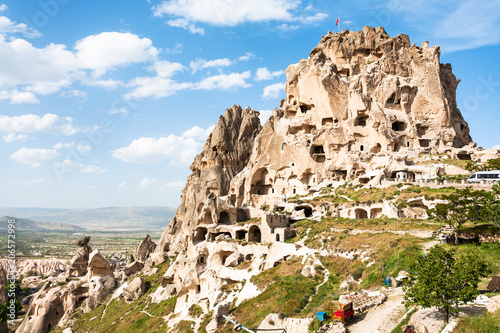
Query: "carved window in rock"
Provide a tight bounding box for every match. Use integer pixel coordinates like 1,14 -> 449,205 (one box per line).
299,103 -> 314,113
355,116 -> 368,127
248,226 -> 262,242
392,121 -> 407,132
311,145 -> 326,162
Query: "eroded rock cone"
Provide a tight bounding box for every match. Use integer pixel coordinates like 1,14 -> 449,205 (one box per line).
68,236 -> 92,277
134,234 -> 156,263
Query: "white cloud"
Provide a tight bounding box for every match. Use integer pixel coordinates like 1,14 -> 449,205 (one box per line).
196,71 -> 251,90
255,67 -> 284,81
262,82 -> 285,98
167,18 -> 205,35
0,16 -> 41,38
111,135 -> 200,165
165,42 -> 183,54
300,13 -> 328,24
343,20 -> 352,25
0,4 -> 7,12
125,76 -> 193,99
10,147 -> 59,167
258,109 -> 273,124
53,141 -> 75,149
88,79 -> 123,89
0,90 -> 40,104
492,145 -> 500,150
0,113 -> 78,135
278,23 -> 299,31
190,58 -> 232,73
238,52 -> 255,62
154,0 -> 298,26
108,108 -> 129,115
153,0 -> 328,33
150,60 -> 185,77
182,125 -> 215,139
75,32 -> 159,75
386,0 -> 500,52
54,159 -> 107,174
2,133 -> 29,142
112,125 -> 214,165
140,177 -> 160,188
77,144 -> 91,152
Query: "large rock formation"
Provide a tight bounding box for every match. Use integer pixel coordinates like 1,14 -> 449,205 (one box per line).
230,26 -> 474,208
156,105 -> 262,255
68,236 -> 92,277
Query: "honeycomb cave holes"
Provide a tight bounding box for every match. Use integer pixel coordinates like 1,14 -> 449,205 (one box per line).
193,227 -> 208,244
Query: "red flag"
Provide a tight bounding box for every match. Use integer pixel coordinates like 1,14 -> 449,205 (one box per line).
336,17 -> 340,26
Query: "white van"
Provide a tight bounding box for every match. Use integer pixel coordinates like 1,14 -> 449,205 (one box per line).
467,170 -> 500,183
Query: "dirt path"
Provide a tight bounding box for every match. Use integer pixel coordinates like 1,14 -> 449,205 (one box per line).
347,287 -> 405,333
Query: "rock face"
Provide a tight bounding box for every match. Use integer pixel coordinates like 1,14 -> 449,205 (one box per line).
87,250 -> 113,277
150,26 -> 485,329
487,295 -> 500,313
68,236 -> 92,277
156,105 -> 262,255
230,26 -> 473,209
134,234 -> 156,263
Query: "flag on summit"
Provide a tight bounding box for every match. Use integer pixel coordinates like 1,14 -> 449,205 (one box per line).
336,17 -> 340,26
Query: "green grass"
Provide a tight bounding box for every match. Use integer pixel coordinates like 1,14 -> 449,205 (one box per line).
68,260 -> 174,333
453,311 -> 500,333
390,308 -> 417,333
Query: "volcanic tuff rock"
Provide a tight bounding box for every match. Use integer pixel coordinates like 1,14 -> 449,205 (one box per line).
156,105 -> 262,255
68,236 -> 92,277
230,26 -> 474,208
134,234 -> 156,263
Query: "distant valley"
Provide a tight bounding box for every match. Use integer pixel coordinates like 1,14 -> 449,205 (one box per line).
0,206 -> 176,231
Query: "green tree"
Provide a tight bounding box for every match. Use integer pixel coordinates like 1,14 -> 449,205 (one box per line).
403,246 -> 492,324
428,188 -> 483,245
466,157 -> 500,173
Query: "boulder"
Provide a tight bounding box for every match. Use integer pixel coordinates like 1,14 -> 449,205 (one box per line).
487,276 -> 500,292
134,234 -> 156,263
124,261 -> 144,276
126,254 -> 135,265
87,250 -> 113,277
123,277 -> 146,302
86,275 -> 115,312
76,236 -> 91,247
487,295 -> 500,313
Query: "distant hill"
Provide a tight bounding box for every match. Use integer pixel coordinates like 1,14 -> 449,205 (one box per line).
0,206 -> 176,231
0,216 -> 85,232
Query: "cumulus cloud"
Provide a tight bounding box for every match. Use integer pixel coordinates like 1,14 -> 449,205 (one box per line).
262,82 -> 285,98
182,125 -> 215,139
75,32 -> 159,76
238,52 -> 255,62
0,113 -> 78,135
111,136 -> 200,165
190,58 -> 232,73
125,77 -> 193,99
0,4 -> 7,12
111,125 -> 214,165
153,0 -> 328,33
154,0 -> 298,26
196,71 -> 251,90
255,67 -> 284,81
10,147 -> 59,167
167,18 -> 205,35
0,16 -> 41,38
2,133 -> 29,142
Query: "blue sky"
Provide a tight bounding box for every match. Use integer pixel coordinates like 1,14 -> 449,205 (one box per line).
0,0 -> 499,209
